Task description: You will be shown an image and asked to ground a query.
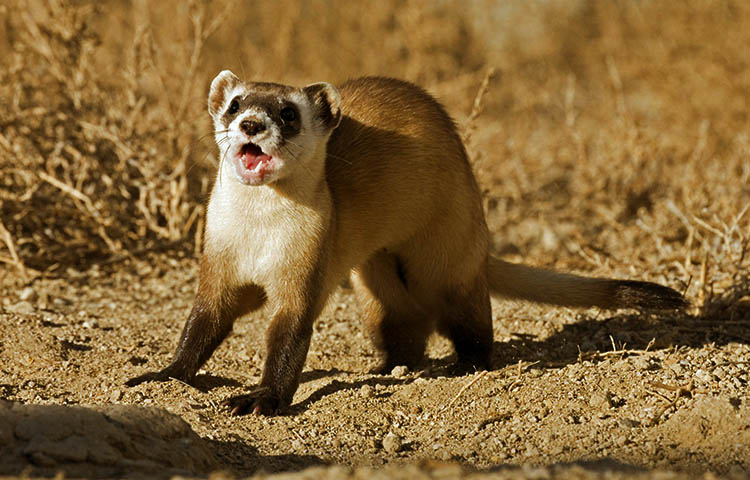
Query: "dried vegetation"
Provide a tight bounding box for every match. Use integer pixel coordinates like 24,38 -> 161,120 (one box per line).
0,0 -> 748,312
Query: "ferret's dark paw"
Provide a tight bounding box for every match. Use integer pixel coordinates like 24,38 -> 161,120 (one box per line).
370,358 -> 420,375
125,365 -> 193,387
369,361 -> 391,375
224,387 -> 282,416
450,355 -> 491,376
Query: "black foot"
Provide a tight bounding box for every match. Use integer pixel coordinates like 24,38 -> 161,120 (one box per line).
224,387 -> 284,416
370,360 -> 392,375
371,355 -> 423,375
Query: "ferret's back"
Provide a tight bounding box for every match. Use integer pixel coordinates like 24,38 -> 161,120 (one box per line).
323,77 -> 485,262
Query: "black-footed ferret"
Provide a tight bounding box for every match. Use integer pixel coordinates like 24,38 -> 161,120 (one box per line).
126,71 -> 686,415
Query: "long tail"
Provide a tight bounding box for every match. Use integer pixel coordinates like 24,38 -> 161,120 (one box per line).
487,256 -> 687,310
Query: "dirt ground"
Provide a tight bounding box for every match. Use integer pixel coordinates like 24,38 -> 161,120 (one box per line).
1,250 -> 749,478
2,1 -> 750,478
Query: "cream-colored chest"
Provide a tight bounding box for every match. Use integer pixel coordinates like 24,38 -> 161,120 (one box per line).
205,180 -> 326,287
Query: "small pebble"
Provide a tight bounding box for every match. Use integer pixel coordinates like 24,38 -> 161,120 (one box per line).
524,444 -> 539,457
8,301 -> 34,315
391,365 -> 408,378
53,297 -> 72,307
565,415 -> 579,425
632,357 -> 652,371
527,368 -> 543,378
382,432 -> 402,453
37,291 -> 49,309
19,287 -> 38,302
618,418 -> 639,428
695,369 -> 713,383
110,389 -> 122,402
589,392 -> 611,409
437,449 -> 452,461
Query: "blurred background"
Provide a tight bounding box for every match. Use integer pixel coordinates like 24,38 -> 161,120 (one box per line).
1,0 -> 748,306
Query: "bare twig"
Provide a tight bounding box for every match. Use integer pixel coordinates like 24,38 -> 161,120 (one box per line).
38,171 -> 120,253
38,171 -> 99,217
0,217 -> 28,278
442,370 -> 488,411
463,67 -> 496,148
692,215 -> 727,239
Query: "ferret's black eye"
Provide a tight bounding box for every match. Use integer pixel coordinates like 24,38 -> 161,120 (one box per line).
227,99 -> 240,115
280,106 -> 297,123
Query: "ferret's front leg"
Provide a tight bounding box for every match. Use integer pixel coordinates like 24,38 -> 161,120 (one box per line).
226,280 -> 327,416
126,257 -> 265,386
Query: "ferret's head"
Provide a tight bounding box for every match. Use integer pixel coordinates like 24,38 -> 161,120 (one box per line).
208,70 -> 342,186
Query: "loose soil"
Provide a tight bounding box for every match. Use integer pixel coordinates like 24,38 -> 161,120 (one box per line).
1,252 -> 748,478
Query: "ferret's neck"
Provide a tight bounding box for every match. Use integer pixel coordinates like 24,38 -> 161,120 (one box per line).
272,148 -> 329,205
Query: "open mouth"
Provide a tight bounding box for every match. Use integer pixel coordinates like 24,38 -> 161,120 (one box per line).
239,143 -> 272,173
232,142 -> 278,184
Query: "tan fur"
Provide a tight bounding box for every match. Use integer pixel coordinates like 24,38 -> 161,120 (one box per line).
127,74 -> 685,415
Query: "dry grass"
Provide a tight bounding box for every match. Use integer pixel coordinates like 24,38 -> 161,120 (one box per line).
0,0 -> 483,272
471,1 -> 750,311
0,0 -> 748,312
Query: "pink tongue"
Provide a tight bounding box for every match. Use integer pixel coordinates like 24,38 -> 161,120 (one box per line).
240,145 -> 271,170
242,152 -> 271,170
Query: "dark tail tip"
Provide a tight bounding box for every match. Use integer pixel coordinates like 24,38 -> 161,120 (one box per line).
611,280 -> 689,311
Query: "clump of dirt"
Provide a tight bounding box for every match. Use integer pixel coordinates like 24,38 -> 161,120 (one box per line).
0,399 -> 217,478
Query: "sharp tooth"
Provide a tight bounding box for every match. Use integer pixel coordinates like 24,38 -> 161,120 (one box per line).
252,162 -> 263,173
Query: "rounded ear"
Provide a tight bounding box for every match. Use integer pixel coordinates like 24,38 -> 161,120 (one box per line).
208,70 -> 240,118
303,82 -> 342,131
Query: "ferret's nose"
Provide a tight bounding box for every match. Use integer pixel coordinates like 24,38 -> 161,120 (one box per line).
240,119 -> 265,136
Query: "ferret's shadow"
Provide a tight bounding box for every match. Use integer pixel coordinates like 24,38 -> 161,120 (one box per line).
290,376 -> 410,415
172,368 -> 351,392
490,276 -> 750,371
223,277 -> 749,413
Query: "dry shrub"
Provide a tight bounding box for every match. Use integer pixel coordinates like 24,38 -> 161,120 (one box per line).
0,0 -> 748,311
0,0 -> 218,271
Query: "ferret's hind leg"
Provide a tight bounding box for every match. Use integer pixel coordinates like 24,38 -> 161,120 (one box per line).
434,266 -> 493,373
351,250 -> 433,373
399,230 -> 493,374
